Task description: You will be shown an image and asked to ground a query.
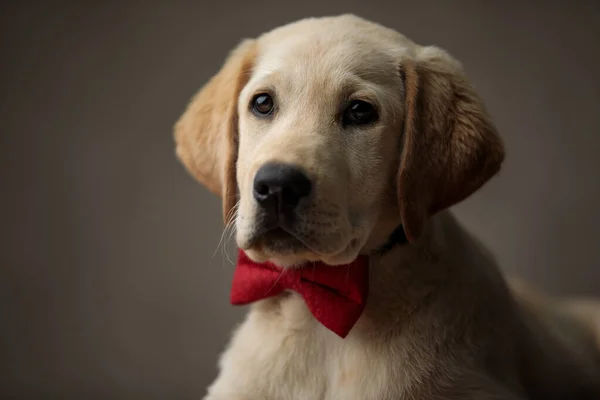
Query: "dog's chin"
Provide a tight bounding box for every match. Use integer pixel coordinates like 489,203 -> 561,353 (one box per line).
240,228 -> 364,268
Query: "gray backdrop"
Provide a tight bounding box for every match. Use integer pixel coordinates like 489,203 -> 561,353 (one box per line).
1,1 -> 599,399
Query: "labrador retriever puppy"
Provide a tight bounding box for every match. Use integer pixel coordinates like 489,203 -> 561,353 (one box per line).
174,14 -> 600,400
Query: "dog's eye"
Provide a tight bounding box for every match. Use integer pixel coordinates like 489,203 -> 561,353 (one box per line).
343,100 -> 378,126
251,93 -> 274,116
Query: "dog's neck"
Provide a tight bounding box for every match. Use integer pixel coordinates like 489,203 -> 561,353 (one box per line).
250,212 -> 472,335
372,224 -> 409,256
358,212 -> 457,329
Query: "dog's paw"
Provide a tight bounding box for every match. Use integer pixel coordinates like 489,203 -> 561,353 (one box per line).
203,394 -> 253,400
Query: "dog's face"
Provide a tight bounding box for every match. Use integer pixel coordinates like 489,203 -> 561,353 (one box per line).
175,15 -> 505,267
234,18 -> 407,266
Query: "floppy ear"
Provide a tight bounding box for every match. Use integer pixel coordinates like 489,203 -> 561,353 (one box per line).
174,39 -> 257,224
398,47 -> 505,242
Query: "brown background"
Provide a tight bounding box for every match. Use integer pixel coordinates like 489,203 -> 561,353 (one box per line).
1,1 -> 599,399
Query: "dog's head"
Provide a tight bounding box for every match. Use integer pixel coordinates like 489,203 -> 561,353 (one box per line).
175,15 -> 504,267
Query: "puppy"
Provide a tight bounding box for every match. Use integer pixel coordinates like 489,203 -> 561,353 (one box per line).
174,14 -> 600,400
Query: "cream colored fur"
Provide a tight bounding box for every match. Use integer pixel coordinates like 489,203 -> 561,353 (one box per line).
174,14 -> 600,400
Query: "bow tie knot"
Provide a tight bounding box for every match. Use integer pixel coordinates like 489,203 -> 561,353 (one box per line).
230,250 -> 370,338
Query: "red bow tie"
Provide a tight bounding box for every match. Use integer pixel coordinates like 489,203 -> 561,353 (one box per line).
230,250 -> 370,338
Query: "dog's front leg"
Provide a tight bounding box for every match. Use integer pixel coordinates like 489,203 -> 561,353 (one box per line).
202,356 -> 264,400
202,309 -> 305,400
203,395 -> 254,400
202,333 -> 267,400
431,372 -> 526,400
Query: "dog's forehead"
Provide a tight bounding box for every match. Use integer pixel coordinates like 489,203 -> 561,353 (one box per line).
252,29 -> 399,100
252,15 -> 414,88
258,14 -> 412,50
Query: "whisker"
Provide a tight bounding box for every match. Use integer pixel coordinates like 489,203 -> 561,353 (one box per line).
213,201 -> 240,261
223,222 -> 237,266
264,266 -> 287,296
223,207 -> 239,266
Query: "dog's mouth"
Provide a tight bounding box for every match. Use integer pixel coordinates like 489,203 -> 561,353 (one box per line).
247,226 -> 311,255
242,222 -> 361,267
238,208 -> 360,266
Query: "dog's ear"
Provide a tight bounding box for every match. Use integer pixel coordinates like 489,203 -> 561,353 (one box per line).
397,47 -> 505,242
174,39 -> 257,224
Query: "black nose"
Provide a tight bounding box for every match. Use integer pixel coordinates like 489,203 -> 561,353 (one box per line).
253,163 -> 312,217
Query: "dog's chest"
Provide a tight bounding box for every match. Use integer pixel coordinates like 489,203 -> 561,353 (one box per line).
208,293 -> 412,400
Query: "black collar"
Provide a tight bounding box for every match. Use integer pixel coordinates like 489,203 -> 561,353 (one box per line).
375,224 -> 408,255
